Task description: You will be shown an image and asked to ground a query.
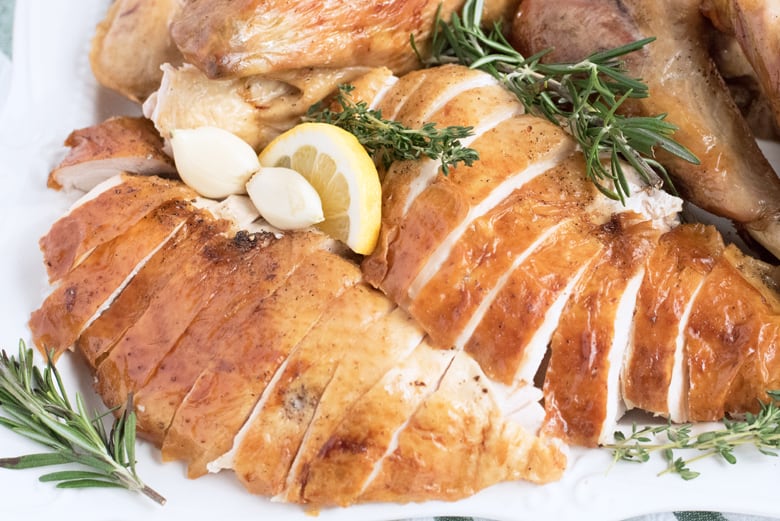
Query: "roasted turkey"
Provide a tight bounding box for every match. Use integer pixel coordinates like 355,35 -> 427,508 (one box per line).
30,172 -> 565,507
701,0 -> 780,130
29,62 -> 780,507
46,116 -> 176,192
358,64 -> 780,445
511,0 -> 780,260
90,0 -> 183,102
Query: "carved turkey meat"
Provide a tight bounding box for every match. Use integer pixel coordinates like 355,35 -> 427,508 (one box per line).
30,63 -> 780,508
30,178 -> 565,507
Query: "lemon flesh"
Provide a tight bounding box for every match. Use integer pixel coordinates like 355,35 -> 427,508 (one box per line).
258,123 -> 382,255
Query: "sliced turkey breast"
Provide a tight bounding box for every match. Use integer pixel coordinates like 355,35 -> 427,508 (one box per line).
133,231 -> 328,445
92,228 -> 330,413
47,117 -> 176,192
286,339 -> 456,507
365,114 -> 576,306
408,155 -> 600,357
542,213 -> 661,446
39,174 -> 196,282
686,244 -> 780,420
359,351 -> 564,503
279,307 -> 425,503
214,284 -> 394,495
160,251 -> 363,477
363,67 -> 524,288
622,224 -> 725,421
29,199 -> 194,359
95,227 -> 250,409
75,210 -> 230,370
464,218 -> 604,385
720,247 -> 780,415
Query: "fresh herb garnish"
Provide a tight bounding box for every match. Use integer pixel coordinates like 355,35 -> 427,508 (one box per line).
306,84 -> 479,174
0,341 -> 165,504
605,390 -> 780,480
415,0 -> 699,202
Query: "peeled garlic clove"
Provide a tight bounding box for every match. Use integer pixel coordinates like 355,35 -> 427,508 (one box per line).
170,126 -> 260,199
246,167 -> 325,230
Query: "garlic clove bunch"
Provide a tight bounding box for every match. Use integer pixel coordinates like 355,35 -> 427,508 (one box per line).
246,167 -> 325,230
170,126 -> 260,199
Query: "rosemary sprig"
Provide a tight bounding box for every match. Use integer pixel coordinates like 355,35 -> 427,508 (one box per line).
416,0 -> 699,202
0,341 -> 165,504
605,390 -> 780,480
306,84 -> 479,174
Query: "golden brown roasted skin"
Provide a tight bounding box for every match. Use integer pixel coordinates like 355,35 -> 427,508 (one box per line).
622,224 -> 724,420
75,211 -> 230,371
144,63 -> 375,150
464,217 -> 603,385
133,231 -> 322,445
362,64 -> 522,288
686,245 -> 780,420
359,352 -> 565,503
161,251 -> 363,478
511,0 -> 780,259
280,307 -> 424,503
366,114 -> 574,305
94,227 -> 277,412
294,341 -> 455,506
33,173 -> 566,506
39,174 -> 196,283
227,284 -> 393,495
29,200 -> 193,359
702,0 -> 780,129
413,156 -> 601,374
48,117 -> 176,191
90,0 -> 182,102
169,0 -> 518,79
542,214 -> 661,446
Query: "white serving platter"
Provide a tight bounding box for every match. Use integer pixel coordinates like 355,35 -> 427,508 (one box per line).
0,2 -> 778,520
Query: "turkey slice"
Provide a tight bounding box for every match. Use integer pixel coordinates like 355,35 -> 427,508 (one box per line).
359,351 -> 565,503
47,116 -> 176,192
542,213 -> 661,446
212,284 -> 393,496
285,339 -> 455,507
29,199 -> 194,359
40,173 -> 196,282
160,251 -> 362,477
280,307 -> 425,502
133,231 -> 330,445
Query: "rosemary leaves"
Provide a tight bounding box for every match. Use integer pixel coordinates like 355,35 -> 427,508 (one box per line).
0,341 -> 165,504
606,391 -> 780,479
418,0 -> 699,202
306,84 -> 479,174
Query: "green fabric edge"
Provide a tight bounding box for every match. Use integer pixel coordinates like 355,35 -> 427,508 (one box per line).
675,512 -> 729,521
0,0 -> 14,57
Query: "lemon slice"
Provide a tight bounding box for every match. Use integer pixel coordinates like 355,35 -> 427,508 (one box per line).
258,122 -> 381,254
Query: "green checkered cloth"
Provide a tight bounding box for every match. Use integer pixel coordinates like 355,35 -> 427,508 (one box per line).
0,0 -> 12,56
416,512 -> 766,521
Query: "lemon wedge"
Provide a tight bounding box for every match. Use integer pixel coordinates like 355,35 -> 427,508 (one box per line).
258,122 -> 381,255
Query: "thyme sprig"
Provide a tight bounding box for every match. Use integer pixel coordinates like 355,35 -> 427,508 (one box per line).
0,341 -> 165,504
605,390 -> 780,480
306,84 -> 479,174
416,0 -> 699,202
